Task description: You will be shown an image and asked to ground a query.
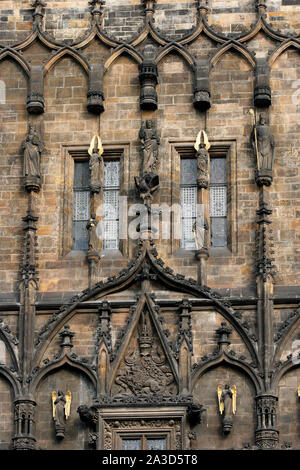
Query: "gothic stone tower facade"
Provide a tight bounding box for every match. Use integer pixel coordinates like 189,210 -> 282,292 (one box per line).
0,0 -> 299,451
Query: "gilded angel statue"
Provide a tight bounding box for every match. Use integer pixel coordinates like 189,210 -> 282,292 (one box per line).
88,134 -> 104,193
52,390 -> 72,438
217,384 -> 236,434
194,129 -> 210,189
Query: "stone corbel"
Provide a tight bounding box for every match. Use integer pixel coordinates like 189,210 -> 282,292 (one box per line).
27,66 -> 45,114
193,60 -> 211,111
87,64 -> 105,114
254,58 -> 271,108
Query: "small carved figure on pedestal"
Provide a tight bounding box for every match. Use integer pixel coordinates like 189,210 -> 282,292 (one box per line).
87,214 -> 101,262
250,110 -> 275,186
22,122 -> 44,192
217,384 -> 237,434
139,119 -> 160,174
52,390 -> 71,439
194,129 -> 210,189
88,135 -> 104,193
135,120 -> 160,211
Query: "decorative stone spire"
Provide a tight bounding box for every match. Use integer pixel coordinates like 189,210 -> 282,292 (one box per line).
19,211 -> 39,289
255,192 -> 276,282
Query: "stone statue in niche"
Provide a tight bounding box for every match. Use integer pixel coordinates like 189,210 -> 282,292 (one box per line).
86,214 -> 101,261
113,311 -> 176,397
194,129 -> 210,189
52,390 -> 71,439
217,384 -> 237,434
139,119 -> 160,175
135,120 -> 160,210
88,135 -> 104,193
22,122 -> 44,192
250,111 -> 275,186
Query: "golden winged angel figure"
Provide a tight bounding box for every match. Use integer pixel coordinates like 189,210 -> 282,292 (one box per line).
217,384 -> 237,416
88,134 -> 104,157
52,390 -> 72,420
194,129 -> 210,152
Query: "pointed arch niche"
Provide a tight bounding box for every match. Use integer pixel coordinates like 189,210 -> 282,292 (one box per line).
35,365 -> 95,450
192,363 -> 256,449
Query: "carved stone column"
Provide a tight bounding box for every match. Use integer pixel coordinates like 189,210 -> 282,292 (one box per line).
255,394 -> 279,449
12,399 -> 37,450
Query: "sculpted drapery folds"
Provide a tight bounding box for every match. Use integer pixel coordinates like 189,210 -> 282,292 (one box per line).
22,123 -> 44,180
52,391 -> 72,439
217,385 -> 237,434
139,119 -> 160,175
251,112 -> 275,186
88,135 -> 104,193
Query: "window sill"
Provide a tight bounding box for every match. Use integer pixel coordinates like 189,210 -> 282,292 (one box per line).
208,246 -> 232,257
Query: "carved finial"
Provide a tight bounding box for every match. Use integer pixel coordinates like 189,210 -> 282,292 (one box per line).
89,0 -> 105,25
31,0 -> 47,24
215,322 -> 232,348
198,0 -> 209,15
59,325 -> 75,350
256,1 -> 267,14
142,0 -> 157,19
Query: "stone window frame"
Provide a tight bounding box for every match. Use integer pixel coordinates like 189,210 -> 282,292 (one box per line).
98,406 -> 187,450
169,139 -> 238,256
60,143 -> 130,259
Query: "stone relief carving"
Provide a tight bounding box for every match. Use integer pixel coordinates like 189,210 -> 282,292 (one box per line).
112,310 -> 176,397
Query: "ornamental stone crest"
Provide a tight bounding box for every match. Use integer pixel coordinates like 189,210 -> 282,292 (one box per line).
112,309 -> 176,397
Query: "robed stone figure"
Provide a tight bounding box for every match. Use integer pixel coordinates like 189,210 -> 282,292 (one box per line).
52,390 -> 71,439
217,384 -> 237,434
251,112 -> 274,186
22,122 -> 44,191
139,119 -> 160,174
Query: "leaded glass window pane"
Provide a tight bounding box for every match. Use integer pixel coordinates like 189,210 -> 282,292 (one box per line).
180,158 -> 197,249
146,438 -> 167,450
73,161 -> 90,250
103,160 -> 120,250
122,439 -> 141,450
209,157 -> 227,247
